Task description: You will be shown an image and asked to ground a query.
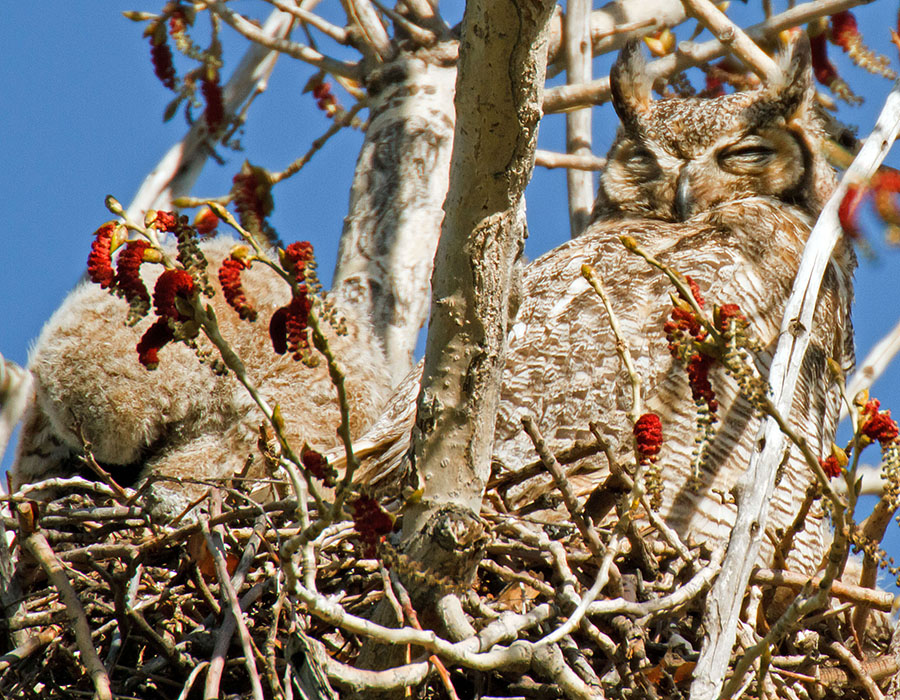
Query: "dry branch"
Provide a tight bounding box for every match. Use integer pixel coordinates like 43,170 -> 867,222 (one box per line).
542,0 -> 877,113
691,77 -> 900,700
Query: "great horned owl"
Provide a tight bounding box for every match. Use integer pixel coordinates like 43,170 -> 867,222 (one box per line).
11,237 -> 391,514
361,38 -> 855,574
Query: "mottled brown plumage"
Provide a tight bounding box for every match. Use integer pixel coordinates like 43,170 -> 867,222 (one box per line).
12,237 -> 391,515
360,38 -> 854,573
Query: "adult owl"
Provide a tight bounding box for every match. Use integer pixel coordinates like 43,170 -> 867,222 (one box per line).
360,38 -> 855,574
11,237 -> 392,515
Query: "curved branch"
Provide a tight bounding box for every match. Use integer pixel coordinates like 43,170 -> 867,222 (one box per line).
543,0 -> 878,113
211,2 -> 361,80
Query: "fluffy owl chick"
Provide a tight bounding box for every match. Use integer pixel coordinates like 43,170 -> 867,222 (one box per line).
359,38 -> 855,575
12,236 -> 391,515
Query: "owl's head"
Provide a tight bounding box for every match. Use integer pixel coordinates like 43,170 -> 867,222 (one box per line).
593,37 -> 834,223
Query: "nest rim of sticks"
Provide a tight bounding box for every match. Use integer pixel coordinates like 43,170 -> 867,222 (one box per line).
0,468 -> 897,700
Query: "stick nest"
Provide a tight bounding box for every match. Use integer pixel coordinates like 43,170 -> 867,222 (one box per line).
0,475 -> 897,700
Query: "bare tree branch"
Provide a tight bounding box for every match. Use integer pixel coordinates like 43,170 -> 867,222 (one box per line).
534,149 -> 606,171
543,0 -> 878,113
564,0 -> 594,237
681,0 -> 780,82
340,0 -> 394,62
211,2 -> 361,79
260,0 -> 350,44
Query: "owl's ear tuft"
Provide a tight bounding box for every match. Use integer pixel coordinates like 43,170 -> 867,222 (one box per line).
610,41 -> 653,130
769,34 -> 815,119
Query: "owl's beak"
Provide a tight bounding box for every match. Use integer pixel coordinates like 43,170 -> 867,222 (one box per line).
674,166 -> 694,221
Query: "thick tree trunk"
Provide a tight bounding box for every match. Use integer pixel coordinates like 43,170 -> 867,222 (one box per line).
403,0 -> 555,542
332,46 -> 458,386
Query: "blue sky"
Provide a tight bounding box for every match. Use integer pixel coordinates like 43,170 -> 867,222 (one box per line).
2,3 -> 900,586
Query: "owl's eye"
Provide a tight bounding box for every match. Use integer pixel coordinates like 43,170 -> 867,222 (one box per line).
718,138 -> 777,174
623,147 -> 661,181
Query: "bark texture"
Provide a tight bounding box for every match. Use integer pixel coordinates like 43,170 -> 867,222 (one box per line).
404,0 -> 556,537
332,46 -> 458,386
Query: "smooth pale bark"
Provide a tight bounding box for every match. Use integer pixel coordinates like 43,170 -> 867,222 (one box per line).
404,0 -> 555,538
564,0 -> 593,237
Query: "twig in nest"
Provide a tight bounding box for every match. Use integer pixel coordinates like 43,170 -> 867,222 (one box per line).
201,516 -> 265,700
521,415 -> 606,562
18,507 -> 113,700
175,661 -> 209,700
390,573 -> 460,700
750,568 -> 894,612
0,626 -> 60,673
825,641 -> 886,700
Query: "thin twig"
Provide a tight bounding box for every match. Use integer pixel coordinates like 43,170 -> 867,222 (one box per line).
211,2 -> 361,79
582,264 -> 642,421
534,149 -> 606,171
260,0 -> 349,44
20,520 -> 112,700
272,97 -> 365,184
371,0 -> 436,46
681,0 -> 780,82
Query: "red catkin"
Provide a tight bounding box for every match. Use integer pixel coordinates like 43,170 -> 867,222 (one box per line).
860,399 -> 899,445
716,303 -> 746,333
270,292 -> 313,358
819,455 -> 842,479
810,32 -> 838,87
87,223 -> 118,289
148,210 -> 178,233
137,318 -> 175,370
202,68 -> 225,133
301,447 -> 336,486
350,496 -> 394,558
114,241 -> 153,307
218,257 -> 257,321
153,269 -> 195,321
283,241 -> 315,278
193,207 -> 219,236
687,353 -> 718,414
830,11 -> 861,52
149,34 -> 176,90
685,275 -> 704,308
838,184 -> 867,239
633,413 -> 663,462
